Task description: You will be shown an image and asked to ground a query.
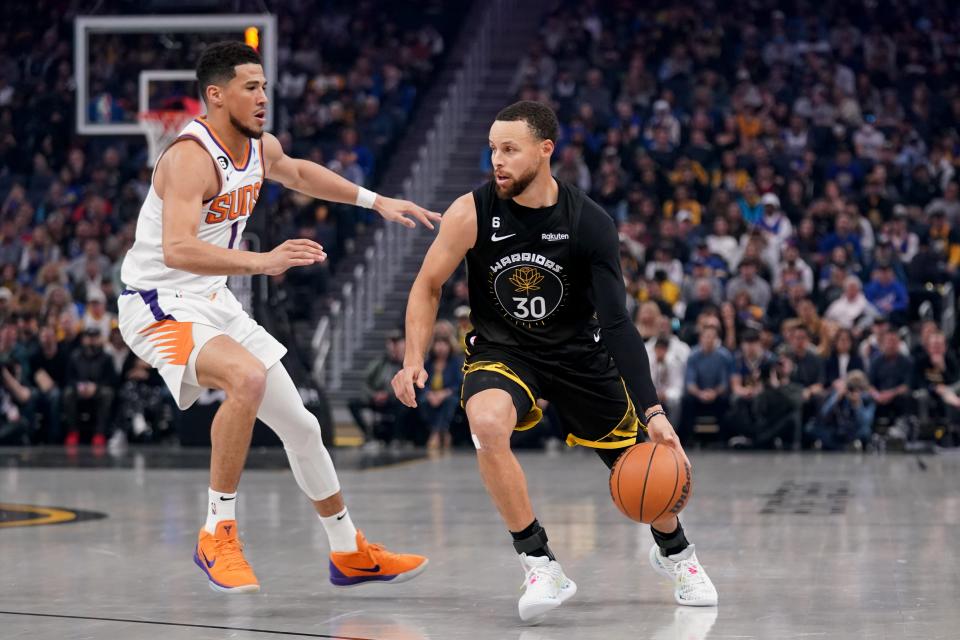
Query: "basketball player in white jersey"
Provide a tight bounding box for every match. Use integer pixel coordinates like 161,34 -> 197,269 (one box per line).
119,42 -> 437,593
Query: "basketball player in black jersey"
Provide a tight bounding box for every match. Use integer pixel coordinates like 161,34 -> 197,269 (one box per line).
393,101 -> 717,622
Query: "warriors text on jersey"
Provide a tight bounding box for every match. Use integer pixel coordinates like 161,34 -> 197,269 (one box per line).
121,118 -> 265,295
467,179 -> 594,349
466,178 -> 660,410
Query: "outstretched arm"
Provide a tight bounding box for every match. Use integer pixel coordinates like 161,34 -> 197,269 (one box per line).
261,133 -> 441,230
159,141 -> 325,276
392,194 -> 477,407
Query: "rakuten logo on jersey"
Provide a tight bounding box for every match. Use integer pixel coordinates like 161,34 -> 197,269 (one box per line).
541,233 -> 569,242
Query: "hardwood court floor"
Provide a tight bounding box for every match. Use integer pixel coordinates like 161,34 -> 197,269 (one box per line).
1,446 -> 957,639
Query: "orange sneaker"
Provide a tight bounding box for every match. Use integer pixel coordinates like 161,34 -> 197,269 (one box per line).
193,520 -> 260,593
329,530 -> 428,587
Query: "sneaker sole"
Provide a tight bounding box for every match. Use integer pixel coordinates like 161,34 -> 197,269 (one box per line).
519,597 -> 562,624
329,558 -> 429,588
193,551 -> 260,594
519,578 -> 577,624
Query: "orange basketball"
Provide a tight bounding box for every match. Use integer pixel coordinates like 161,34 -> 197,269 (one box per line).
609,442 -> 692,523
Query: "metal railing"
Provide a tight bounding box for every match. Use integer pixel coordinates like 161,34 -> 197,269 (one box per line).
312,223 -> 407,390
403,0 -> 504,206
312,0 -> 506,391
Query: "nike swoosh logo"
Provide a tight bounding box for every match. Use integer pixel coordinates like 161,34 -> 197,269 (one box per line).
200,549 -> 215,568
219,496 -> 236,501
347,564 -> 381,573
491,233 -> 516,242
336,513 -> 346,521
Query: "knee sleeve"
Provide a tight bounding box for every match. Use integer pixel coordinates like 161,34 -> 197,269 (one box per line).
257,363 -> 341,501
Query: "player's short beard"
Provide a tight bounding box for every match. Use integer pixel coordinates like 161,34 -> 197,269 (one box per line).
230,113 -> 263,139
495,164 -> 538,200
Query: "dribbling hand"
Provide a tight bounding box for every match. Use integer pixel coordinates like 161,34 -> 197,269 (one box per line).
392,365 -> 428,408
374,196 -> 442,230
646,414 -> 691,471
259,239 -> 326,276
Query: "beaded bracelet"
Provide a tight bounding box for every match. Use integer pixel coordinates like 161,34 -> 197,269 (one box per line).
644,409 -> 667,423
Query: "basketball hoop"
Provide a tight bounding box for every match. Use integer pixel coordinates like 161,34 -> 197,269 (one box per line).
138,97 -> 202,167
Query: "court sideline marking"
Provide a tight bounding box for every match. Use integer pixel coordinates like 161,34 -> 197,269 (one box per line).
0,610 -> 375,640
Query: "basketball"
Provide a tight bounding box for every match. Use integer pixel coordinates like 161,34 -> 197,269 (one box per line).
609,443 -> 692,524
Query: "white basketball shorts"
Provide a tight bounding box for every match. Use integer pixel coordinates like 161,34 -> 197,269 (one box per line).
118,286 -> 287,410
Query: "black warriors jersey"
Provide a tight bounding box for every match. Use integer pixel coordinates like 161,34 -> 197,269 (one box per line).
466,179 -> 600,349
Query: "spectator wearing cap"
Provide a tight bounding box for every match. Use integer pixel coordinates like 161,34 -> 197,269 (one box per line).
725,258 -> 772,312
63,327 -> 117,447
644,99 -> 680,147
825,276 -> 876,331
755,193 -> 793,248
864,264 -> 908,326
81,288 -> 115,339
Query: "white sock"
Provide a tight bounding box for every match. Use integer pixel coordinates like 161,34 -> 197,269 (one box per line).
319,508 -> 358,552
204,488 -> 237,534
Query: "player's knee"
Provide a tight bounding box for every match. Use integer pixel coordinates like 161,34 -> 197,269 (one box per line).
468,411 -> 512,451
281,410 -> 323,452
227,362 -> 267,403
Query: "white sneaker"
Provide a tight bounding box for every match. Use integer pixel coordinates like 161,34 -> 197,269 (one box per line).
517,553 -> 577,623
649,544 -> 718,606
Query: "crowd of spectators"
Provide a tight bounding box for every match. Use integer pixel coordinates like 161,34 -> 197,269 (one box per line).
0,0 -> 459,445
420,0 -> 960,451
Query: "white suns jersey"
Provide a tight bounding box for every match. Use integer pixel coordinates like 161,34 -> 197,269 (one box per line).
121,118 -> 265,296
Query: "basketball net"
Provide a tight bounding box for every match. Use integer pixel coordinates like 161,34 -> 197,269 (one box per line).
138,97 -> 202,167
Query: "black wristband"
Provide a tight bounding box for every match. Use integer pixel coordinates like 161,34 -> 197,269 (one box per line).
644,409 -> 666,423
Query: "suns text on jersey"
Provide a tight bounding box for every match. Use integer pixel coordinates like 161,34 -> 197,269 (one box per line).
205,181 -> 263,224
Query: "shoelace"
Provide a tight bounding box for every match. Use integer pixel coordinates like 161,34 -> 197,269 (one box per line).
521,561 -> 563,591
213,537 -> 251,572
676,558 -> 712,596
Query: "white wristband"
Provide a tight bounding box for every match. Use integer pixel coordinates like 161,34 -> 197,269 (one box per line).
355,187 -> 378,209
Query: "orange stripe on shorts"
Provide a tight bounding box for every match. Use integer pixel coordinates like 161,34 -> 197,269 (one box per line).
139,320 -> 194,366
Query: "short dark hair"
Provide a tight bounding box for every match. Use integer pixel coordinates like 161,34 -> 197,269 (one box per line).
495,101 -> 559,143
196,41 -> 262,102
